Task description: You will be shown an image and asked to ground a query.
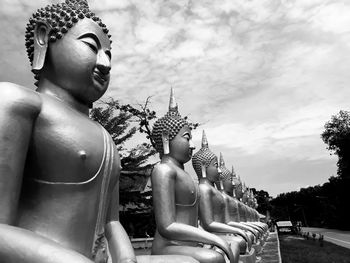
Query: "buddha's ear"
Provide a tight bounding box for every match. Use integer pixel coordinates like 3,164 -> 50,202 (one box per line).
161,130 -> 170,155
201,162 -> 207,178
32,21 -> 51,73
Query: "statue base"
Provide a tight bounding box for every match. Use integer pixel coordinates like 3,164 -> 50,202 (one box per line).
239,247 -> 256,263
253,241 -> 262,254
136,255 -> 199,263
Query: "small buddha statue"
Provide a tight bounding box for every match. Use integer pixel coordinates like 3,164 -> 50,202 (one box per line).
216,157 -> 262,254
246,190 -> 268,234
192,131 -> 256,263
0,1 -> 197,262
233,177 -> 265,239
151,90 -> 236,263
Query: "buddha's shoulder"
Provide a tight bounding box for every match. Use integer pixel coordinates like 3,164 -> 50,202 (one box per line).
198,182 -> 213,192
0,82 -> 42,115
152,162 -> 177,178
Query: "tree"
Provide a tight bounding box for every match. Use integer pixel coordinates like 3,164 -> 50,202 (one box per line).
251,188 -> 272,215
90,98 -> 158,172
321,110 -> 350,178
91,98 -> 159,237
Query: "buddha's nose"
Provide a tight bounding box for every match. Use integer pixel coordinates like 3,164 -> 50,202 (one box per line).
96,51 -> 111,75
189,139 -> 195,150
217,166 -> 222,174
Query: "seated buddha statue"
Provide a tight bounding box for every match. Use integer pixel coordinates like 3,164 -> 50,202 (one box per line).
192,132 -> 257,263
0,1 -> 197,262
234,180 -> 265,239
151,90 -> 236,263
215,156 -> 262,254
245,190 -> 268,234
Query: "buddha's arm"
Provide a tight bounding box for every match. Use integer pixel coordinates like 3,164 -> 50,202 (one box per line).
106,180 -> 137,263
223,200 -> 258,241
0,224 -> 93,263
226,221 -> 259,240
0,83 -> 42,224
240,222 -> 264,235
152,165 -> 234,262
198,186 -> 251,249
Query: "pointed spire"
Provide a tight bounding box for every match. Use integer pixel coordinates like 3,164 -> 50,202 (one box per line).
219,152 -> 225,167
201,130 -> 209,148
168,87 -> 178,112
231,165 -> 236,177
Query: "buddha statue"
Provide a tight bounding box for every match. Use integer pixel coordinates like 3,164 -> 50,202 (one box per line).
0,1 -> 197,262
215,156 -> 262,254
235,181 -> 265,239
151,90 -> 236,263
192,132 -> 256,263
245,190 -> 268,234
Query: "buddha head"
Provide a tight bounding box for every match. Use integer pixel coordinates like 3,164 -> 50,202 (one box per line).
25,0 -> 112,105
218,153 -> 234,193
242,184 -> 249,204
234,175 -> 244,200
192,130 -> 221,182
152,88 -> 195,163
248,190 -> 255,207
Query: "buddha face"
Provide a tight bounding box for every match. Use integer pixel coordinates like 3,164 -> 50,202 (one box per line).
235,183 -> 243,199
44,18 -> 111,105
206,157 -> 221,183
169,125 -> 195,164
223,176 -> 233,194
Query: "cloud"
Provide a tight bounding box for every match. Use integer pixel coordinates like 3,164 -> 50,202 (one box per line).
1,0 -> 349,196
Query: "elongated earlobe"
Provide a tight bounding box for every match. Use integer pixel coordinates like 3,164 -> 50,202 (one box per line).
201,163 -> 207,178
32,21 -> 51,74
162,130 -> 170,155
219,180 -> 224,191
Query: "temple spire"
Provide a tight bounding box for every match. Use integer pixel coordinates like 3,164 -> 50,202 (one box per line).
168,87 -> 178,112
202,130 -> 209,148
219,152 -> 225,167
231,165 -> 236,177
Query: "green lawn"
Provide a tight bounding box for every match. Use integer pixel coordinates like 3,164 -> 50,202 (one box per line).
279,234 -> 350,263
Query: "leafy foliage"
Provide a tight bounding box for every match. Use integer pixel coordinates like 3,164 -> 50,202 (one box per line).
271,176 -> 349,230
90,98 -> 157,171
251,188 -> 272,215
321,110 -> 350,178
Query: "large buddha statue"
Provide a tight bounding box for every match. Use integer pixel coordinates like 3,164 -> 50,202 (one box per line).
0,1 -> 196,262
215,155 -> 262,254
192,132 -> 256,263
151,90 -> 236,263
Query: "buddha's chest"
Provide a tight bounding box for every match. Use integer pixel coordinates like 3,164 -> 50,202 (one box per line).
25,100 -> 111,183
175,170 -> 198,206
212,192 -> 225,214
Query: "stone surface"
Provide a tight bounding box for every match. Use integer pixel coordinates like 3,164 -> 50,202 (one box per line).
259,232 -> 281,263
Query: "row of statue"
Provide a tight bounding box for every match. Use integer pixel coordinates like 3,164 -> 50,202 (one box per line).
150,89 -> 268,263
0,1 -> 268,263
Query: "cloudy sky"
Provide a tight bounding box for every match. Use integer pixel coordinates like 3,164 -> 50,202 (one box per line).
1,0 -> 349,196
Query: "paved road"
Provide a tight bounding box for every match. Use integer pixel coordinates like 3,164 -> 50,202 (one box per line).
302,227 -> 350,249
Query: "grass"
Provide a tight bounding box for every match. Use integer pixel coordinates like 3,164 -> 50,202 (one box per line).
279,234 -> 350,263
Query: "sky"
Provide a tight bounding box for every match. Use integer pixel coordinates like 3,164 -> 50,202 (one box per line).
1,0 -> 349,196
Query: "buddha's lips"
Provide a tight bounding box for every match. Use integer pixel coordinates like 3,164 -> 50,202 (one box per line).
93,70 -> 108,85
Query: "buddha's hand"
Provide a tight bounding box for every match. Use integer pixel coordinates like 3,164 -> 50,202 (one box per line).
215,237 -> 237,263
119,259 -> 137,263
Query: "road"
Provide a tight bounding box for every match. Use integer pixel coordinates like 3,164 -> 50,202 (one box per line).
302,227 -> 350,249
